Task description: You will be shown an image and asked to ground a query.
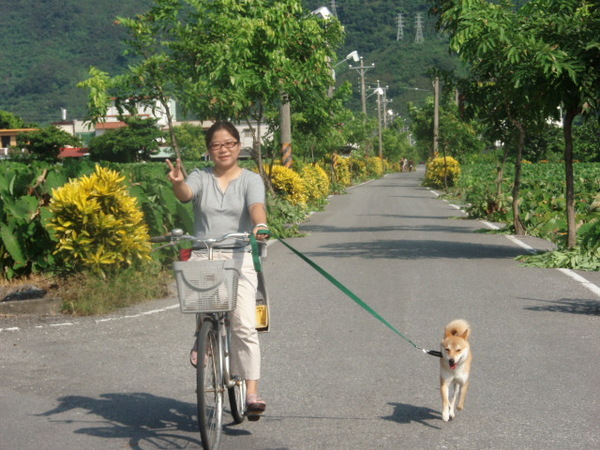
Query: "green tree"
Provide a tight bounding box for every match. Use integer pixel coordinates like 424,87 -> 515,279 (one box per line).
0,110 -> 33,129
79,0 -> 345,184
381,119 -> 413,163
290,81 -> 355,163
173,122 -> 206,161
430,0 -> 600,245
16,126 -> 81,162
408,96 -> 484,161
169,0 -> 345,178
88,117 -> 164,163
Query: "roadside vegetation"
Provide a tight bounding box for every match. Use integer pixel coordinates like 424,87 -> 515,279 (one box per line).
1,0 -> 598,314
0,154 -> 402,315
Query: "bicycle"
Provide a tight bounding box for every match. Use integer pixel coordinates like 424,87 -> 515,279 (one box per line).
151,229 -> 270,450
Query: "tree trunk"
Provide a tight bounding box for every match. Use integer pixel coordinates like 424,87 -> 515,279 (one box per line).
512,123 -> 526,235
161,99 -> 186,176
495,144 -> 509,198
563,107 -> 579,249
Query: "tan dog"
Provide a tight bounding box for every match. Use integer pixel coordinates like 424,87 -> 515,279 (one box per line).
440,319 -> 472,422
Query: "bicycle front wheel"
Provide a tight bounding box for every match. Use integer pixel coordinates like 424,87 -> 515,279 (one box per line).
197,319 -> 224,450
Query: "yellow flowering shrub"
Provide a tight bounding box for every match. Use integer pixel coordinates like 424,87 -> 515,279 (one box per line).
381,158 -> 391,173
350,158 -> 368,180
300,164 -> 330,202
47,165 -> 151,276
333,156 -> 352,186
365,157 -> 384,178
266,164 -> 307,205
423,156 -> 461,188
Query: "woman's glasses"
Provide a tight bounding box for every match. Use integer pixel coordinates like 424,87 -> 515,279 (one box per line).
209,141 -> 239,151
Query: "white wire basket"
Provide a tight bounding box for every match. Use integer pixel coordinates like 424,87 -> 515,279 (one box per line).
173,260 -> 240,313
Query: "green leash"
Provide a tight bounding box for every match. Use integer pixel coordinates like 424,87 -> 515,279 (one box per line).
265,232 -> 441,358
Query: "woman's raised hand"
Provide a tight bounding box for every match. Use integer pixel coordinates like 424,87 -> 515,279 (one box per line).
166,158 -> 185,184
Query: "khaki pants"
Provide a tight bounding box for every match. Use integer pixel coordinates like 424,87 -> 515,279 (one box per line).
190,250 -> 260,380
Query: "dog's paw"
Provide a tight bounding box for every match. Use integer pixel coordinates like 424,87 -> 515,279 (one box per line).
442,411 -> 450,422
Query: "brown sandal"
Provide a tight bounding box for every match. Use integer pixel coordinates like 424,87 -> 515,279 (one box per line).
246,394 -> 266,421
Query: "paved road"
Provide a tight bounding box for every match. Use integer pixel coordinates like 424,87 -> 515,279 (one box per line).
2,169 -> 599,449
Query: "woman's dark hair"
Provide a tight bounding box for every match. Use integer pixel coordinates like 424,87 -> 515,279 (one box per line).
205,121 -> 240,149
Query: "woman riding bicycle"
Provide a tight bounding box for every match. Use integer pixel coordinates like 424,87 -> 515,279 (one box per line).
166,120 -> 268,421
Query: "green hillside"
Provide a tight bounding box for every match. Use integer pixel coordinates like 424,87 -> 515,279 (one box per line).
0,0 -> 151,124
0,0 -> 460,125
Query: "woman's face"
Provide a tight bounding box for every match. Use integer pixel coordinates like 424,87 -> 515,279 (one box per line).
208,129 -> 240,170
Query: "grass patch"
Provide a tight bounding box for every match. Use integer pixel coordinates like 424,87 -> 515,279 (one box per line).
58,262 -> 173,316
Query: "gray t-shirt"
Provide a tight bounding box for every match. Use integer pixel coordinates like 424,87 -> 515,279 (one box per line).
185,167 -> 265,247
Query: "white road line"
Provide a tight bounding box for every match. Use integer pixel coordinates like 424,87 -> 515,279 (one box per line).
0,303 -> 179,332
472,209 -> 600,298
479,220 -> 600,298
481,220 -> 500,230
95,303 -> 179,323
505,235 -> 537,254
557,268 -> 600,298
0,327 -> 20,332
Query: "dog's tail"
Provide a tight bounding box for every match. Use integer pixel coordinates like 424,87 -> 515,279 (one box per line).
444,319 -> 471,340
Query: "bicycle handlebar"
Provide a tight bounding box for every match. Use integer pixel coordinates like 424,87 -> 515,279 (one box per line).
150,229 -> 271,251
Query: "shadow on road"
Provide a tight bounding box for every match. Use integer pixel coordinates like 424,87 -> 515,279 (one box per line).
37,392 -> 202,449
291,238 -> 526,261
522,297 -> 600,316
382,402 -> 442,429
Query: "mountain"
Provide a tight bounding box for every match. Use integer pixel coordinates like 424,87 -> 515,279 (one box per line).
0,0 -> 460,125
0,0 -> 151,125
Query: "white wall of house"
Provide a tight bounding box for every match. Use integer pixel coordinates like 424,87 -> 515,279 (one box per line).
105,98 -> 177,127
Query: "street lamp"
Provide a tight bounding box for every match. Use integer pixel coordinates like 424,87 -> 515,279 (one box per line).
332,50 -> 360,86
335,50 -> 359,67
311,6 -> 333,19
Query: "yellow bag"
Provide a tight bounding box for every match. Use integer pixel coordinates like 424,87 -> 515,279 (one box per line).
255,271 -> 270,332
256,304 -> 269,332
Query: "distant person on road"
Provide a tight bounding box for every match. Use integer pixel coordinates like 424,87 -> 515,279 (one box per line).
166,120 -> 269,421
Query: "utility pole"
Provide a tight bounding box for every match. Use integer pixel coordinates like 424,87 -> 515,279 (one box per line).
349,57 -> 375,116
415,13 -> 424,44
380,85 -> 392,128
376,81 -> 383,158
433,77 -> 439,157
280,93 -> 292,167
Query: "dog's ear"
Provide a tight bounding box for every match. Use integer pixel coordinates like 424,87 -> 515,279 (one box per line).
459,328 -> 470,340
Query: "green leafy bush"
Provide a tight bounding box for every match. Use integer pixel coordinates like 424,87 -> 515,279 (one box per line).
0,161 -> 66,279
47,165 -> 152,276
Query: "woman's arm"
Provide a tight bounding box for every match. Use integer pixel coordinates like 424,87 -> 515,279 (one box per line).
249,202 -> 268,238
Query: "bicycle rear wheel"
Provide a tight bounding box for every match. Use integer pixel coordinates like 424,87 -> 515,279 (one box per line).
197,319 -> 223,450
228,376 -> 246,424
